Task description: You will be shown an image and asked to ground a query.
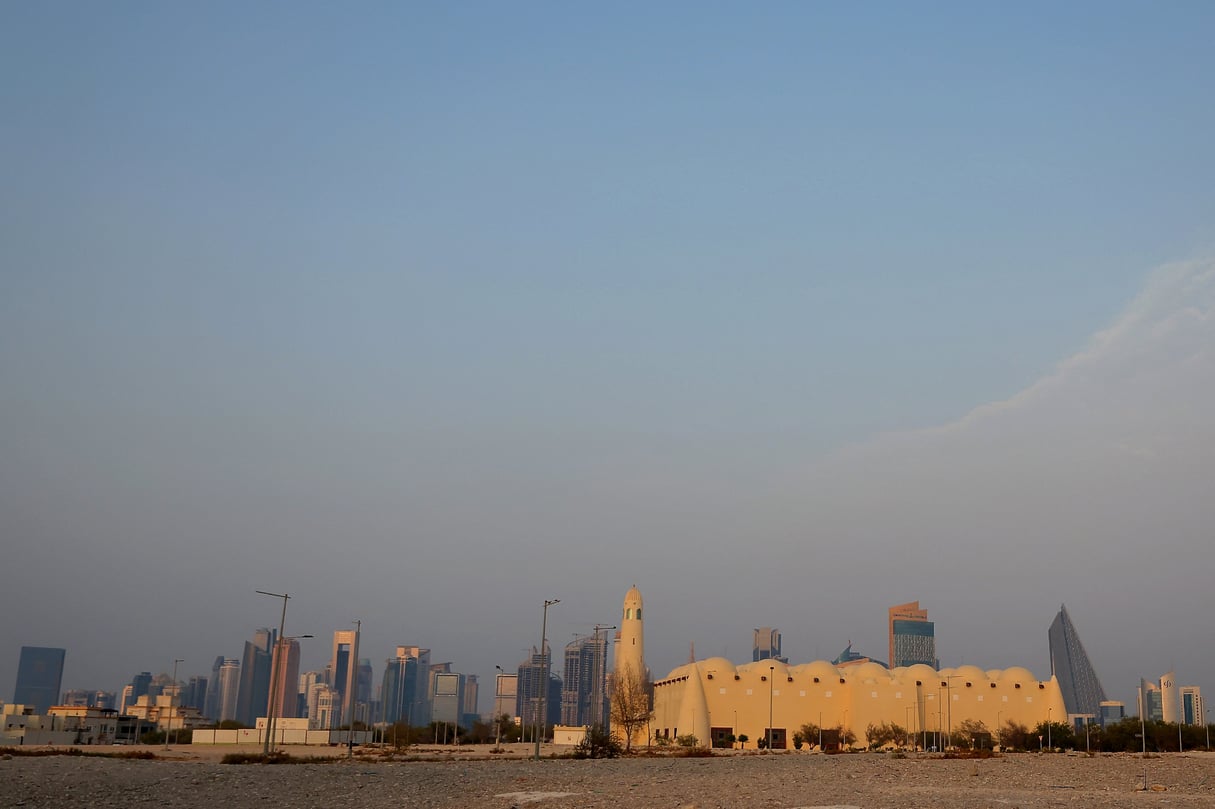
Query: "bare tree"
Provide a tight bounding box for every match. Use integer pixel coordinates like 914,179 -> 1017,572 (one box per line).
610,667 -> 652,752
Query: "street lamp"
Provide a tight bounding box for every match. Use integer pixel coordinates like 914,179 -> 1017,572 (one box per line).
767,665 -> 775,751
996,710 -> 1003,751
494,666 -> 504,751
266,634 -> 312,753
591,624 -> 616,728
535,598 -> 559,761
347,619 -> 361,759
164,658 -> 183,750
256,590 -> 291,756
1047,707 -> 1052,750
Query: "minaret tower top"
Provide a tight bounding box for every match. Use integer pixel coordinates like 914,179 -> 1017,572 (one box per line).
616,585 -> 645,682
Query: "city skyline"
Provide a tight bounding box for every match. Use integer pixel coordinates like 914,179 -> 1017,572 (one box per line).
3,4 -> 1213,720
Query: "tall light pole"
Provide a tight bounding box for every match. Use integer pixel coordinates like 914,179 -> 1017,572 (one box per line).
494,666 -> 504,751
1205,707 -> 1210,751
591,624 -> 616,728
767,665 -> 775,751
1047,707 -> 1052,750
996,710 -> 1003,751
535,598 -> 559,760
265,634 -> 312,754
347,619 -> 361,759
164,658 -> 183,750
256,590 -> 291,755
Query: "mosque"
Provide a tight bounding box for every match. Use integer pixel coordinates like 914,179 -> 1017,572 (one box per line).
618,585 -> 1067,749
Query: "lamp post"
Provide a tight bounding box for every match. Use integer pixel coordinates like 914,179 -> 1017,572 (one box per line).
996,710 -> 1003,751
591,624 -> 616,728
164,658 -> 183,750
1047,707 -> 1052,750
768,665 -> 775,751
265,634 -> 312,753
534,598 -> 559,760
1206,707 -> 1210,751
842,709 -> 849,750
347,619 -> 361,759
256,590 -> 291,756
494,666 -> 504,751
818,711 -> 822,751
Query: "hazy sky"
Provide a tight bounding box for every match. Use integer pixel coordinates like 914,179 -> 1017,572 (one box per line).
3,3 -> 1213,715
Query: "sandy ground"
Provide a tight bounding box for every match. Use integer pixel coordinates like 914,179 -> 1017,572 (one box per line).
3,746 -> 1214,808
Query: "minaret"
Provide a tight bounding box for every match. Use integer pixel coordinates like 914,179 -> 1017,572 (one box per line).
616,585 -> 645,683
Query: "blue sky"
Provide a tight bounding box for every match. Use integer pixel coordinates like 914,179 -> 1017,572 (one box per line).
2,2 -> 1213,713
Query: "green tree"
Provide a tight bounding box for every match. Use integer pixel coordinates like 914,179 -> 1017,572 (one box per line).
798,722 -> 821,749
955,718 -> 989,749
1032,720 -> 1076,751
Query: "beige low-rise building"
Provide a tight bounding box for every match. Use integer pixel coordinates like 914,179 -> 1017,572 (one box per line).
653,657 -> 1067,750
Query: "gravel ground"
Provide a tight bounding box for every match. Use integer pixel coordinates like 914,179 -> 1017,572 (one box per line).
3,749 -> 1213,809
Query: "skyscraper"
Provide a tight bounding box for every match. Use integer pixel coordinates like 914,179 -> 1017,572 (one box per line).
218,658 -> 241,723
330,628 -> 360,727
752,628 -> 785,663
12,647 -> 66,713
889,601 -> 937,668
1181,686 -> 1204,726
562,634 -> 608,726
381,646 -> 429,726
1048,605 -> 1107,718
517,645 -> 561,728
268,638 -> 301,719
236,628 -> 275,726
203,656 -> 224,721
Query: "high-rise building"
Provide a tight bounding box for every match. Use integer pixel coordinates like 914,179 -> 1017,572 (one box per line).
183,677 -> 208,712
1181,686 -> 1204,726
562,634 -> 609,727
298,670 -> 323,719
752,628 -> 785,663
1048,605 -> 1108,719
889,601 -> 937,669
330,629 -> 360,727
236,628 -> 275,726
462,674 -> 479,728
1160,671 -> 1180,726
203,656 -> 224,721
381,646 -> 429,726
309,683 -> 340,730
268,638 -> 301,719
517,645 -> 561,729
12,647 -> 66,713
1099,700 -> 1125,727
355,658 -> 374,725
119,685 -> 134,714
1139,678 -> 1163,721
130,671 -> 153,703
218,658 -> 241,723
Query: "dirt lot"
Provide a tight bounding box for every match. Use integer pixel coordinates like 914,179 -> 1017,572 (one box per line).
2,746 -> 1213,808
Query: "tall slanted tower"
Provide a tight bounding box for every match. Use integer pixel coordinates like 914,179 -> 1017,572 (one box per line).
616,585 -> 645,684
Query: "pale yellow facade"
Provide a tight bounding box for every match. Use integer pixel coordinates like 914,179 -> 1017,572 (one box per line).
652,657 -> 1066,749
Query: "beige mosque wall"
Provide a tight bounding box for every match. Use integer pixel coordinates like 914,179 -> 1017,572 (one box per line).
652,657 -> 1067,749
